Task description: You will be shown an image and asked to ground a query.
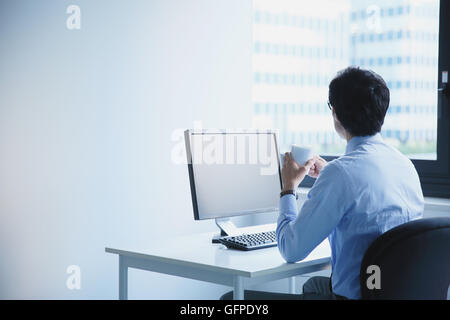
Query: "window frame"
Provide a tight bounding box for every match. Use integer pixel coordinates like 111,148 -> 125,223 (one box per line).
300,0 -> 450,198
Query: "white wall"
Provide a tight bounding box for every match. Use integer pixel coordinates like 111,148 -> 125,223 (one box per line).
0,0 -> 253,299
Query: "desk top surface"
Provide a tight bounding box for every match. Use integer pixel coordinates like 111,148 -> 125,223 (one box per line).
106,224 -> 331,277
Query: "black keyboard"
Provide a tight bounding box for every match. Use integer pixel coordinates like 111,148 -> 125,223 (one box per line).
218,231 -> 277,251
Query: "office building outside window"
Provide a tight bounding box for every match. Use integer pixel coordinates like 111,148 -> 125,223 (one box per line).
252,0 -> 440,160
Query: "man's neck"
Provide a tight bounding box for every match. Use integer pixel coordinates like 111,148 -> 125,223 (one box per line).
345,133 -> 353,143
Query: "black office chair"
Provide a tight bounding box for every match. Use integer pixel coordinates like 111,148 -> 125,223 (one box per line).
360,217 -> 450,300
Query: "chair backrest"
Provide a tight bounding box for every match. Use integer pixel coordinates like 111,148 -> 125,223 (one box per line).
360,217 -> 450,300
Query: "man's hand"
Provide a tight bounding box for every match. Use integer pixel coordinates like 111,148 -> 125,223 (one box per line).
281,152 -> 315,192
308,155 -> 328,178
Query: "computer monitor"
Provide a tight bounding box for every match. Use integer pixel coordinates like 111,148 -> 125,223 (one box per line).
184,130 -> 282,224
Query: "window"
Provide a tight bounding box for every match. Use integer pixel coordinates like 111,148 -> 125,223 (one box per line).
252,0 -> 450,197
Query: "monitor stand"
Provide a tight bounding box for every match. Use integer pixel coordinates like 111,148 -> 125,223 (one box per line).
211,218 -> 241,243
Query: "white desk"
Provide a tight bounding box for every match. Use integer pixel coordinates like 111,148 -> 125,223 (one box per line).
105,224 -> 331,300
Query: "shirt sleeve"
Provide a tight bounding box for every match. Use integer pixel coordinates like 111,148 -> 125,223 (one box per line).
276,161 -> 352,263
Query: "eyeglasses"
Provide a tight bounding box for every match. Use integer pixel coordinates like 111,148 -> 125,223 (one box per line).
327,101 -> 332,111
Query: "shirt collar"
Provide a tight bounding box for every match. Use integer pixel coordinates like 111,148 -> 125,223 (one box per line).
345,133 -> 383,154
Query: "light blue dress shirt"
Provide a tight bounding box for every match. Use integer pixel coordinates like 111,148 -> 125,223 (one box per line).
276,133 -> 424,299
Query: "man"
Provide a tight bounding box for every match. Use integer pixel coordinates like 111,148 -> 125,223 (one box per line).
277,66 -> 424,300
221,67 -> 424,300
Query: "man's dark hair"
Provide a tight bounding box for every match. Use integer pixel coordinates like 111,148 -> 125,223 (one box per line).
328,67 -> 390,136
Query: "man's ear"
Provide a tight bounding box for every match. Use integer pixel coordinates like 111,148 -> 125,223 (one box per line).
333,112 -> 347,139
332,108 -> 338,119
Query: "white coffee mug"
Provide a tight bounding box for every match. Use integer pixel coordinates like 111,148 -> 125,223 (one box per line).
291,145 -> 314,166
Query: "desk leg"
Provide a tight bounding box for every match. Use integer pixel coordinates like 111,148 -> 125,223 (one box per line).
119,255 -> 128,300
233,276 -> 244,300
288,276 -> 296,294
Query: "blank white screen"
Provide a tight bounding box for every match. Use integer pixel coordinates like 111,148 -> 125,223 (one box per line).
189,132 -> 281,220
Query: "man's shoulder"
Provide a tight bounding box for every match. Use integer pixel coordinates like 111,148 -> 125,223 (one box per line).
319,154 -> 361,189
327,142 -> 420,187
324,156 -> 352,175
318,158 -> 350,182
340,140 -> 416,171
310,157 -> 356,198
